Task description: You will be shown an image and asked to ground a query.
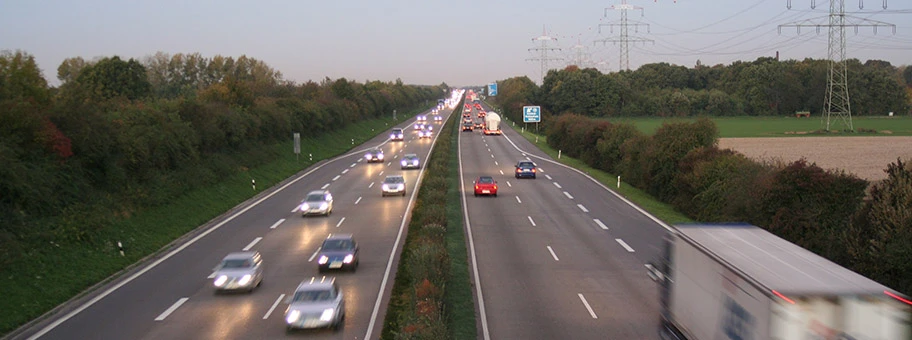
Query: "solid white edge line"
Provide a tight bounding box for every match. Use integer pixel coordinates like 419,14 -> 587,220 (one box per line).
355,196 -> 362,205
154,297 -> 189,321
546,246 -> 560,261
457,118 -> 492,340
501,134 -> 673,232
563,191 -> 574,200
242,237 -> 262,251
365,110 -> 449,340
515,196 -> 522,204
527,216 -> 537,227
577,204 -> 589,213
268,219 -> 284,230
23,144 -> 369,339
577,294 -> 598,319
263,294 -> 285,320
308,247 -> 321,262
335,217 -> 346,228
593,219 -> 608,230
553,182 -> 562,189
616,238 -> 636,252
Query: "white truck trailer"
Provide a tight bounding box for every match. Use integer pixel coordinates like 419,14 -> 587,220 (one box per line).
483,112 -> 501,135
646,223 -> 911,340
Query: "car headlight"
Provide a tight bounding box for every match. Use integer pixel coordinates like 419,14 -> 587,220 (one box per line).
364,154 -> 371,159
286,310 -> 301,324
401,160 -> 407,166
318,255 -> 329,264
301,203 -> 310,210
319,202 -> 328,210
320,308 -> 335,322
343,254 -> 354,263
378,154 -> 384,159
382,184 -> 390,190
412,160 -> 418,165
213,275 -> 228,287
238,274 -> 252,286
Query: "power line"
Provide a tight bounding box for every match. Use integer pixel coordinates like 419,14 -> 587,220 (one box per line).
526,25 -> 563,85
779,0 -> 896,132
595,0 -> 653,71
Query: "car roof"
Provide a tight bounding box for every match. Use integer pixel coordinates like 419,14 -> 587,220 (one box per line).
404,153 -> 418,158
223,251 -> 258,260
307,190 -> 330,195
384,175 -> 405,181
295,276 -> 336,291
325,233 -> 354,241
517,160 -> 535,165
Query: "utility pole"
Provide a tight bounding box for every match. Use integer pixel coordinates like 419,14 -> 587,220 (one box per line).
779,0 -> 895,132
595,0 -> 652,71
569,37 -> 590,68
526,25 -> 563,85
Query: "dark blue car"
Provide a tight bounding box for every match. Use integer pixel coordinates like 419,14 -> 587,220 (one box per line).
514,161 -> 537,179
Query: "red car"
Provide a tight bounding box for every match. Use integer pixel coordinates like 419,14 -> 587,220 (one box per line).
473,176 -> 498,197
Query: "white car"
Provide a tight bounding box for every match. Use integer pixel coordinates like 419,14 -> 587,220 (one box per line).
413,123 -> 425,130
400,154 -> 420,169
418,129 -> 432,138
212,251 -> 264,293
300,190 -> 333,216
381,175 -> 407,196
285,277 -> 345,331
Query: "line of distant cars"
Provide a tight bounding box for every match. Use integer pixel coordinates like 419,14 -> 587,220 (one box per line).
210,108 -> 448,332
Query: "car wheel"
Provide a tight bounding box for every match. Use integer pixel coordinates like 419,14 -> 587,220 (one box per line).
494,193 -> 497,197
318,267 -> 326,274
474,193 -> 478,197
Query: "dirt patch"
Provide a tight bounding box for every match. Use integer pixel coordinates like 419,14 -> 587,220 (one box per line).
718,137 -> 912,181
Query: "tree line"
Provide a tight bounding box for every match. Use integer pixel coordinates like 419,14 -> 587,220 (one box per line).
0,50 -> 445,266
494,57 -> 910,122
490,59 -> 912,294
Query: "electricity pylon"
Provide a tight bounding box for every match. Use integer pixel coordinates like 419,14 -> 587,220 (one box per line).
595,0 -> 652,71
527,25 -> 563,85
569,38 -> 590,68
779,0 -> 895,132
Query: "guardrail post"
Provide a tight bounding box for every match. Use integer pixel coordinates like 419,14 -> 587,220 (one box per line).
617,176 -> 621,189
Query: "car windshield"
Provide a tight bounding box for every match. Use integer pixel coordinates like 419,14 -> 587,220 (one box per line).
369,150 -> 381,155
221,258 -> 252,269
292,289 -> 335,302
393,129 -> 402,134
518,162 -> 534,168
322,239 -> 354,251
405,155 -> 417,160
478,177 -> 494,184
384,177 -> 404,184
305,194 -> 325,202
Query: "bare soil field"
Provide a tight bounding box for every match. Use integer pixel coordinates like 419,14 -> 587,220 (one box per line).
718,136 -> 912,182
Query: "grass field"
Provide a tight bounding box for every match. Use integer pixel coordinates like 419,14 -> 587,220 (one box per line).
607,115 -> 912,137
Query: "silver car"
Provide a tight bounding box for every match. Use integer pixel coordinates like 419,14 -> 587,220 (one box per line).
285,277 -> 345,331
212,251 -> 264,293
300,190 -> 333,216
364,148 -> 384,163
400,154 -> 420,169
381,175 -> 406,197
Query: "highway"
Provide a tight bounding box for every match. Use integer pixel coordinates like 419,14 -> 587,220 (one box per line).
13,107 -> 455,340
460,104 -> 668,339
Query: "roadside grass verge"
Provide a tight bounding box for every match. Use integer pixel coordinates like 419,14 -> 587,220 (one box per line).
511,126 -> 693,225
382,100 -> 475,339
0,108 -> 427,337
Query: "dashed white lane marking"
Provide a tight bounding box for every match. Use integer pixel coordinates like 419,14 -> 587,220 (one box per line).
263,294 -> 285,320
563,191 -> 574,200
577,204 -> 589,213
553,182 -> 562,189
494,161 -> 499,166
342,169 -> 349,174
593,219 -> 608,230
350,163 -> 357,168
308,247 -> 322,262
207,272 -> 216,279
515,196 -> 522,204
616,238 -> 635,252
578,294 -> 598,319
545,175 -> 553,180
355,197 -> 362,204
155,298 -> 189,321
499,170 -> 504,175
269,219 -> 285,229
336,217 -> 346,228
506,181 -> 512,187
369,182 -> 375,188
332,175 -> 341,181
379,171 -> 384,176
321,183 -> 330,189
527,216 -> 537,227
546,246 -> 560,261
387,162 -> 392,167
242,237 -> 262,251
491,154 -> 495,158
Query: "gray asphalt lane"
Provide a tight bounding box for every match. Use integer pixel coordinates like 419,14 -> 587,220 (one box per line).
15,108 -> 453,340
461,110 -> 663,340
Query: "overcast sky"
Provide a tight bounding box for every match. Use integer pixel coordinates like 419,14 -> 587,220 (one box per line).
2,0 -> 910,87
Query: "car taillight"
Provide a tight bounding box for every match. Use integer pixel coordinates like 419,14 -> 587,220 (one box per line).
515,168 -> 521,173
532,168 -> 536,172
493,185 -> 497,190
474,185 -> 479,190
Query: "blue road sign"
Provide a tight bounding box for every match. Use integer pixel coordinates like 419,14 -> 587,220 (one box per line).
523,106 -> 541,123
488,83 -> 497,96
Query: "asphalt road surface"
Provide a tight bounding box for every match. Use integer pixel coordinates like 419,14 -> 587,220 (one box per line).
459,104 -> 670,340
13,107 -> 454,340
